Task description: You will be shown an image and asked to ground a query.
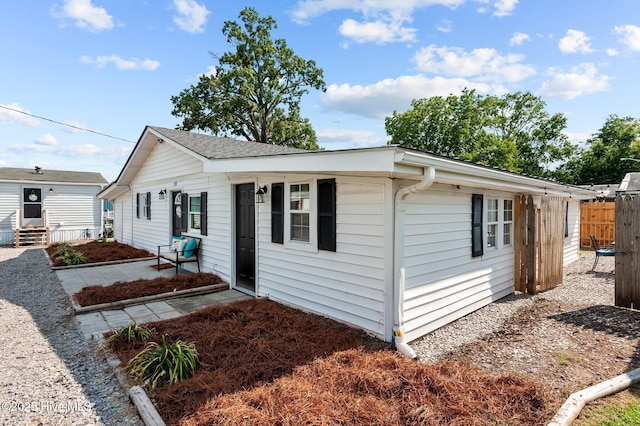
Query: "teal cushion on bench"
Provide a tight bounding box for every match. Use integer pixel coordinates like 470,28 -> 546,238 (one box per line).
183,238 -> 197,257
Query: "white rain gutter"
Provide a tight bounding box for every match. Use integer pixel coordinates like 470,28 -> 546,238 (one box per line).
393,166 -> 436,359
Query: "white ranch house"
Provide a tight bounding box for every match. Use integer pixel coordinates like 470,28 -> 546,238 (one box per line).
99,126 -> 595,356
0,167 -> 107,246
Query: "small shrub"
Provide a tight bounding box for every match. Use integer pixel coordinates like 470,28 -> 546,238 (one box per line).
61,250 -> 87,265
106,324 -> 153,345
127,335 -> 198,388
51,242 -> 74,258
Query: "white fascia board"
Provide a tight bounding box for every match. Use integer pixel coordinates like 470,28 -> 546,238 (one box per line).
396,150 -> 596,199
202,147 -> 408,175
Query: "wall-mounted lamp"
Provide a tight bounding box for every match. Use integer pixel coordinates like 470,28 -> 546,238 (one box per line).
49,188 -> 53,194
255,185 -> 268,204
159,189 -> 167,200
157,138 -> 164,144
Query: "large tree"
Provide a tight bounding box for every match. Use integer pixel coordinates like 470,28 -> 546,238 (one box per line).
171,7 -> 326,149
554,115 -> 640,184
384,89 -> 574,178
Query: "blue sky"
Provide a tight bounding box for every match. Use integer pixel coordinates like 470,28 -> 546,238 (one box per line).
1,0 -> 639,182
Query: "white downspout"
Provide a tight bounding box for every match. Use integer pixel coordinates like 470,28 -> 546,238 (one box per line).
393,166 -> 436,359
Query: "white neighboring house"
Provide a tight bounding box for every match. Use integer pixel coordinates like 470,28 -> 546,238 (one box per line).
0,166 -> 108,246
98,126 -> 596,355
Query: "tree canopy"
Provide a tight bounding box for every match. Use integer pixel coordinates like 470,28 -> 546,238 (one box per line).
170,7 -> 326,149
554,115 -> 640,184
384,89 -> 574,178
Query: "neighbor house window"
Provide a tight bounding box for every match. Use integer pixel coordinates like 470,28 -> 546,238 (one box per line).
189,195 -> 201,230
290,183 -> 310,242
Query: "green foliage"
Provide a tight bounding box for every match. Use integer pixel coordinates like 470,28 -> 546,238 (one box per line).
127,335 -> 198,388
385,89 -> 574,179
51,242 -> 87,265
105,324 -> 153,345
554,115 -> 640,184
171,7 -> 325,149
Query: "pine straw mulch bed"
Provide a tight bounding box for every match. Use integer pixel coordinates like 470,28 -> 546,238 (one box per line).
108,298 -> 552,425
74,272 -> 226,307
46,240 -> 154,267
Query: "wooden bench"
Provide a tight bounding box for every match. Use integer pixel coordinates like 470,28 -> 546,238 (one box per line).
157,236 -> 201,275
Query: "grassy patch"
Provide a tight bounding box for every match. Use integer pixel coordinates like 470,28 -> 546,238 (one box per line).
552,350 -> 583,366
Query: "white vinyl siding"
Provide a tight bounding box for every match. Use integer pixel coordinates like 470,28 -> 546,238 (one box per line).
257,178 -> 388,339
0,184 -> 20,245
402,186 -> 514,342
563,199 -> 581,265
0,183 -> 103,244
113,140 -> 232,280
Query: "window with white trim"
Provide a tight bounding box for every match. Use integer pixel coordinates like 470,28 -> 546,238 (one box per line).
503,199 -> 513,246
487,198 -> 498,248
290,183 -> 310,242
189,195 -> 201,230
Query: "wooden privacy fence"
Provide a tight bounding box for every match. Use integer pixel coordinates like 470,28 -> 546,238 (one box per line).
581,201 -> 615,247
615,193 -> 640,309
514,195 -> 565,294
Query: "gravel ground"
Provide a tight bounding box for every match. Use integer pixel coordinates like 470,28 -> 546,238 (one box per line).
0,247 -> 142,426
411,253 -> 616,362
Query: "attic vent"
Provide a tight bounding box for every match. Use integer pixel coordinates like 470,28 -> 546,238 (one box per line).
34,166 -> 43,174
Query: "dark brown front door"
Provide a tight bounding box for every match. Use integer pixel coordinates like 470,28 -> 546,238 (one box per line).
172,191 -> 182,237
236,183 -> 255,291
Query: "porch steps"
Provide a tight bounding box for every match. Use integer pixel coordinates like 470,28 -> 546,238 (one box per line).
15,227 -> 50,247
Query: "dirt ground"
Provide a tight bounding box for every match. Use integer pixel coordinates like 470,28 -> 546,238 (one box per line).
46,240 -> 154,267
74,272 -> 226,306
108,298 -> 549,426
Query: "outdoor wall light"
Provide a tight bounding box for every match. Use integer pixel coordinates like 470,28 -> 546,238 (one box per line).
255,185 -> 268,204
49,188 -> 53,194
159,189 -> 167,200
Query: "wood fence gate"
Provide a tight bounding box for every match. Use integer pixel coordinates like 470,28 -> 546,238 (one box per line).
580,201 -> 615,247
514,195 -> 565,295
614,193 -> 640,308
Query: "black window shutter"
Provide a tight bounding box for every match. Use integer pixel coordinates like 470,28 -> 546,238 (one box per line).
136,193 -> 140,218
200,191 -> 208,236
471,194 -> 483,257
146,192 -> 151,220
271,183 -> 284,244
564,201 -> 569,238
181,192 -> 188,231
318,179 -> 336,252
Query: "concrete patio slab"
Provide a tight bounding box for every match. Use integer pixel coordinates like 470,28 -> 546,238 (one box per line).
56,259 -> 252,338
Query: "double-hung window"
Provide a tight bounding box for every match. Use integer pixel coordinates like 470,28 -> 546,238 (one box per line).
189,196 -> 201,230
290,183 -> 310,242
472,194 -> 513,257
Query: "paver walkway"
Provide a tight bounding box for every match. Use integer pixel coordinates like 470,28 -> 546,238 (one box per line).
56,259 -> 251,338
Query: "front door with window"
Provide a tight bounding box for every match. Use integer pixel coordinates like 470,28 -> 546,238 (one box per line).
23,188 -> 43,227
235,183 -> 255,292
172,191 -> 182,237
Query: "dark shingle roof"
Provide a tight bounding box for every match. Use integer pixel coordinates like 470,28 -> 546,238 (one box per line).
149,126 -> 308,159
0,167 -> 107,184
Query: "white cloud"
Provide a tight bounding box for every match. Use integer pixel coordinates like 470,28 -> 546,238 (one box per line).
54,0 -> 114,32
413,45 -> 536,83
614,24 -> 640,51
317,128 -> 386,148
35,134 -> 58,146
291,0 -> 463,44
558,29 -> 594,54
0,103 -> 40,127
80,55 -> 160,71
493,0 -> 518,16
173,0 -> 210,34
339,18 -> 416,44
509,32 -> 530,46
321,75 -> 504,119
607,48 -> 619,56
538,63 -> 611,100
437,19 -> 453,33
